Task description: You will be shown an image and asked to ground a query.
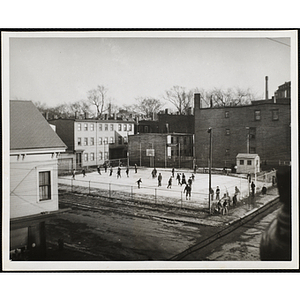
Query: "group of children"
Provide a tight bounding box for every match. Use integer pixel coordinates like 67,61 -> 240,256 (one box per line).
211,186 -> 241,215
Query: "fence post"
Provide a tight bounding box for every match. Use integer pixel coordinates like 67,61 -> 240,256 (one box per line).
155,188 -> 157,204
71,178 -> 73,192
131,186 -> 133,202
109,183 -> 111,198
89,181 -> 90,195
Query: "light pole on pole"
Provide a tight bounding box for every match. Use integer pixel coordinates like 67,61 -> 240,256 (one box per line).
208,127 -> 212,214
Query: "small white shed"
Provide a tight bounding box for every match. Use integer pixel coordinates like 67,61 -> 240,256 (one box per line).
236,153 -> 260,174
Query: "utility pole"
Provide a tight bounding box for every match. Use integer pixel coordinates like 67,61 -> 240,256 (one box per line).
208,128 -> 212,213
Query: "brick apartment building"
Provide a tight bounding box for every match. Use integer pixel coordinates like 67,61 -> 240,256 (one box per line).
194,86 -> 291,170
128,132 -> 194,168
48,118 -> 135,171
137,109 -> 194,134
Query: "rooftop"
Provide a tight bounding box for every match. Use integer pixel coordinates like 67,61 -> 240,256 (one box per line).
10,100 -> 67,151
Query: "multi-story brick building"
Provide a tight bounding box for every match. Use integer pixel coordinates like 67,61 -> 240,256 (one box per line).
194,90 -> 291,170
128,132 -> 194,168
48,118 -> 135,171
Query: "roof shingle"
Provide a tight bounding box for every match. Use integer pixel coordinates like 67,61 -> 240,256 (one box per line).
10,100 -> 66,150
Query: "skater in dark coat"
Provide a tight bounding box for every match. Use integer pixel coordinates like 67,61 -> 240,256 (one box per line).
82,169 -> 86,177
167,177 -> 172,188
126,167 -> 129,177
117,167 -> 121,179
172,168 -> 175,178
251,181 -> 256,197
104,164 -> 107,173
158,173 -> 162,187
72,169 -> 76,179
97,166 -> 101,175
134,164 -> 137,173
109,166 -> 113,176
184,184 -> 191,200
216,186 -> 220,200
181,173 -> 186,185
137,178 -> 142,188
176,173 -> 181,185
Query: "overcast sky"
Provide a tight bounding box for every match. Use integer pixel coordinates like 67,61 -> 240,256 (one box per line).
9,33 -> 291,111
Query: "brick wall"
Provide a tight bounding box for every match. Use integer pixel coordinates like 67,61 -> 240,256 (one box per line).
194,101 -> 291,168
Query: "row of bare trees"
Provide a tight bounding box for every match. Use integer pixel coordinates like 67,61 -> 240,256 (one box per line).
34,85 -> 258,119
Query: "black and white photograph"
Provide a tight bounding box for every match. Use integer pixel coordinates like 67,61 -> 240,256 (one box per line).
2,29 -> 298,272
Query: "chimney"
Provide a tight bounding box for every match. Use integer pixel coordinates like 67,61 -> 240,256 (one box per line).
75,111 -> 78,119
194,93 -> 201,110
113,113 -> 116,120
45,112 -> 49,120
265,76 -> 269,100
165,108 -> 168,115
84,112 -> 89,119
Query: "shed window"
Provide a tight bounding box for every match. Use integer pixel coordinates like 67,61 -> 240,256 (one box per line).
240,160 -> 244,165
247,160 -> 252,165
39,171 -> 51,201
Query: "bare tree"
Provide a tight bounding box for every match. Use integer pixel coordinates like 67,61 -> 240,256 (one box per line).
163,86 -> 194,115
87,85 -> 108,118
134,97 -> 164,118
206,87 -> 255,107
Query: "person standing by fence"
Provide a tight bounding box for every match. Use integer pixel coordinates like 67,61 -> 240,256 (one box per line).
135,164 -> 137,173
184,184 -> 191,200
172,168 -> 175,178
72,169 -> 76,180
126,167 -> 129,177
109,166 -> 113,176
82,168 -> 86,177
251,181 -> 255,197
216,186 -> 220,200
97,166 -> 101,175
181,173 -> 186,185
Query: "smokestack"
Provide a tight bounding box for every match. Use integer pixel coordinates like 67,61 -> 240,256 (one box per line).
265,76 -> 269,100
165,108 -> 168,115
194,93 -> 201,110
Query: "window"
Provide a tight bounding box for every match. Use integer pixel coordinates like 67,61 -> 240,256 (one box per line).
84,123 -> 88,131
171,136 -> 174,144
90,124 -> 94,131
77,138 -> 82,146
110,137 -> 114,144
98,137 -> 102,145
118,136 -> 122,144
110,124 -> 114,131
225,111 -> 229,118
104,152 -> 108,160
144,126 -> 148,133
247,160 -> 252,165
225,129 -> 230,135
118,124 -> 122,131
39,171 -> 51,201
105,124 -> 108,131
90,137 -> 94,145
77,123 -> 82,131
240,160 -> 244,165
128,124 -> 132,131
250,147 -> 256,153
254,110 -> 261,121
272,109 -> 279,121
90,153 -> 95,161
124,124 -> 127,131
84,138 -> 88,146
249,127 -> 256,139
99,151 -> 103,160
104,137 -> 108,144
99,124 -> 102,131
84,153 -> 88,161
124,136 -> 128,143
